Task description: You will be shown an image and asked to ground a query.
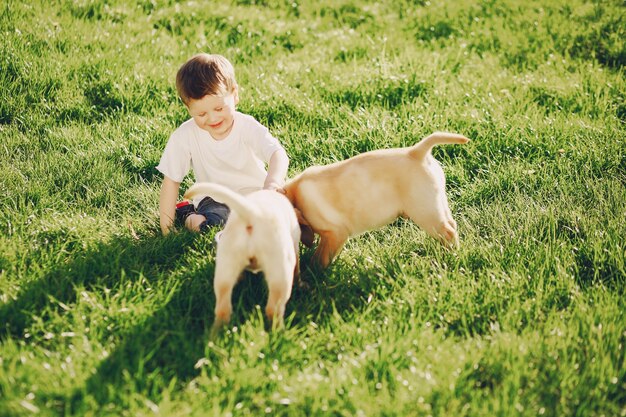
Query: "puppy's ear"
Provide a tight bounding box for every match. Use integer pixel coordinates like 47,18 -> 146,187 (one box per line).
300,224 -> 315,248
293,208 -> 315,248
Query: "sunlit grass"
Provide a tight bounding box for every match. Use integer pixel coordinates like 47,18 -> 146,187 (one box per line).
0,0 -> 624,416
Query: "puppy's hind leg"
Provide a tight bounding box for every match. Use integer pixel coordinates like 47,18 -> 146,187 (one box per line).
435,220 -> 459,248
407,207 -> 459,249
211,257 -> 245,335
263,263 -> 294,330
442,216 -> 460,248
438,202 -> 460,248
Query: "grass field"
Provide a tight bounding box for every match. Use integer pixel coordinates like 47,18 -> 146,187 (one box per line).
1,0 -> 624,416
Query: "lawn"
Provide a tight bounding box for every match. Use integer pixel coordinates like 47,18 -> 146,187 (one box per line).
0,0 -> 624,416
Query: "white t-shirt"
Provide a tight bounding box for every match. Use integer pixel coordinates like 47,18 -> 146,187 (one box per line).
157,111 -> 284,200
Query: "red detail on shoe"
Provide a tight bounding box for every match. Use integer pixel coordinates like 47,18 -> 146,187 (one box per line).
176,201 -> 191,208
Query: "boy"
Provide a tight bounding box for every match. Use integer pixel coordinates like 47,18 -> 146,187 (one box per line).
157,53 -> 289,235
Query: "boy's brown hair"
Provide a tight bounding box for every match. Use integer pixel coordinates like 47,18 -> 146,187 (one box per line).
176,54 -> 236,105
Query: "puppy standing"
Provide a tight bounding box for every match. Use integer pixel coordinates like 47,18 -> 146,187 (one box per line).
184,183 -> 301,332
284,132 -> 470,268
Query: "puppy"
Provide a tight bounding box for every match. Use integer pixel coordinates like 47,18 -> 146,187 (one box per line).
284,131 -> 470,268
184,183 -> 301,332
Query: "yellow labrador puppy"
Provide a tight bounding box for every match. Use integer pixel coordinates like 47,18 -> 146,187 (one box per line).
284,131 -> 470,268
184,183 -> 301,331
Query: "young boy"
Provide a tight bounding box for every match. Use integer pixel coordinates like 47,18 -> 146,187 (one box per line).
157,53 -> 289,235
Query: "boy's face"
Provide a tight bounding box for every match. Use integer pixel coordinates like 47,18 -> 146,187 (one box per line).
187,89 -> 239,140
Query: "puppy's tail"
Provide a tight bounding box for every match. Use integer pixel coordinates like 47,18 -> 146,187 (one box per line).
183,182 -> 260,224
408,131 -> 470,159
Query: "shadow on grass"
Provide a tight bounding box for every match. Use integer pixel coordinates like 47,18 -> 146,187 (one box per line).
0,232 -> 196,341
76,249 -> 218,408
287,249 -> 391,328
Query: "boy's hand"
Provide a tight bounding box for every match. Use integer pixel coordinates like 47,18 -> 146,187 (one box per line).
265,148 -> 289,194
264,181 -> 286,194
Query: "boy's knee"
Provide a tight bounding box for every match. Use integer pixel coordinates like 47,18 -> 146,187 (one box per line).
196,197 -> 229,232
185,214 -> 207,232
199,212 -> 228,232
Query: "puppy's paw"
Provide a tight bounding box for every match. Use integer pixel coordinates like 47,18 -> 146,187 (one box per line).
209,325 -> 222,341
209,317 -> 229,340
295,277 -> 311,291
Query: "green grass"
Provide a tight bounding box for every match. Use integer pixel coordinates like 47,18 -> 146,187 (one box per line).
1,0 -> 624,416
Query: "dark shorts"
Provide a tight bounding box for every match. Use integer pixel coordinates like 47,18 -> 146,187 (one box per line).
177,197 -> 230,232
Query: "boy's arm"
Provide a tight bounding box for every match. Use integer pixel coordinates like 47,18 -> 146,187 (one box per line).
160,176 -> 180,235
264,148 -> 289,191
